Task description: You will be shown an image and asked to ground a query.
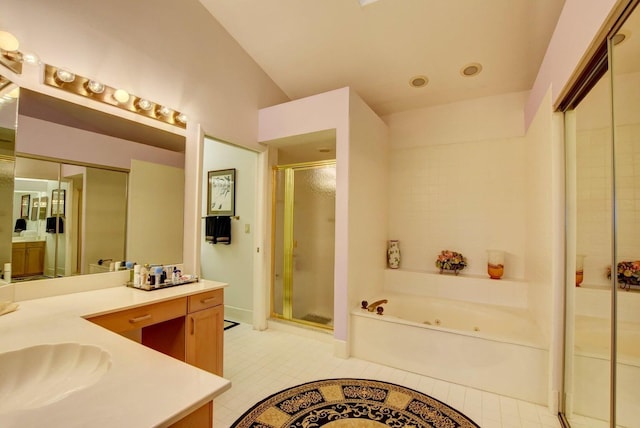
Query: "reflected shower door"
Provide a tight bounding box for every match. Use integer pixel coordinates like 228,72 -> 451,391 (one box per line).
272,161 -> 336,329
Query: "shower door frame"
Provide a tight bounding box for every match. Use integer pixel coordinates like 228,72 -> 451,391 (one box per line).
270,159 -> 336,330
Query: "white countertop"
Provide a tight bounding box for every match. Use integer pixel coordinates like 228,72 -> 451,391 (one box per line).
0,280 -> 231,428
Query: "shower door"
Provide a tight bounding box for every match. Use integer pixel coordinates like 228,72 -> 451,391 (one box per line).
272,161 -> 336,329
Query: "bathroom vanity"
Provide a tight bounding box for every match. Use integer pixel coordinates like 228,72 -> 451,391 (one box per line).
87,287 -> 224,376
0,279 -> 230,427
11,240 -> 45,277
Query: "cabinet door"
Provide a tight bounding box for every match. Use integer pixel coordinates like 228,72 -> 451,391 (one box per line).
25,243 -> 44,275
186,306 -> 223,376
11,244 -> 26,276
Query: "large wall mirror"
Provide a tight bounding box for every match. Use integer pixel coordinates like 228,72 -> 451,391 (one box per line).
1,76 -> 186,284
563,2 -> 640,426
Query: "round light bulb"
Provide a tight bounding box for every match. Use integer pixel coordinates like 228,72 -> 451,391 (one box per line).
86,80 -> 105,94
55,69 -> 75,83
0,31 -> 19,52
175,113 -> 188,124
136,98 -> 153,111
20,52 -> 40,65
113,89 -> 130,103
157,105 -> 171,117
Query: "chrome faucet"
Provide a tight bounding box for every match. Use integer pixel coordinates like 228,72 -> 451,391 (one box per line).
366,299 -> 387,312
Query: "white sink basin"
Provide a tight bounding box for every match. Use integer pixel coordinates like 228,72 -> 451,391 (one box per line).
0,343 -> 111,414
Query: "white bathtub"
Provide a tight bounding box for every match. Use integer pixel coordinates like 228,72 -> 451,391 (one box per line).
350,292 -> 549,404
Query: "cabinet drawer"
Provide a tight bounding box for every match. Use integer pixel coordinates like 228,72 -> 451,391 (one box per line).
88,298 -> 187,333
188,289 -> 223,313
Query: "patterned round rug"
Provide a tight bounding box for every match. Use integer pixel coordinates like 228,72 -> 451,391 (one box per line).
231,378 -> 480,427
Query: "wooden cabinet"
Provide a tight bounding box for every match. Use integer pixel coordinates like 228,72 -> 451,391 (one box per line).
12,241 -> 45,277
86,288 -> 224,428
186,304 -> 224,376
88,298 -> 187,333
86,290 -> 224,376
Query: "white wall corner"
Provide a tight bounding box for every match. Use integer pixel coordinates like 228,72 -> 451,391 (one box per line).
183,122 -> 204,275
333,338 -> 349,359
549,389 -> 560,414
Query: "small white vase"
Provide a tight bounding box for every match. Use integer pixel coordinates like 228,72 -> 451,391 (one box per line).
387,240 -> 400,269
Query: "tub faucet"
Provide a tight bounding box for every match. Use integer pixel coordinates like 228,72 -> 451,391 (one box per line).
366,299 -> 387,312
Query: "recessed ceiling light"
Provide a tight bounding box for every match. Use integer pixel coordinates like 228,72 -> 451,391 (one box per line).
461,63 -> 482,77
409,75 -> 428,88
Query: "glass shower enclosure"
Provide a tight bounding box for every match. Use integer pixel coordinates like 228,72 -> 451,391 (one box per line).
271,161 -> 336,329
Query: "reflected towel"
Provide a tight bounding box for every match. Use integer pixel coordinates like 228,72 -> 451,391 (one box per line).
205,216 -> 231,245
14,218 -> 26,232
46,216 -> 64,234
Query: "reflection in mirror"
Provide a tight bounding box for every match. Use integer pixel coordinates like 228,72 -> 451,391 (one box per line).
0,77 -> 18,283
12,157 -> 127,281
611,4 -> 640,425
564,4 -> 640,426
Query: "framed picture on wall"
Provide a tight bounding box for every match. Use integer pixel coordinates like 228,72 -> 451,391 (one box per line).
207,169 -> 236,216
51,189 -> 65,216
20,194 -> 30,219
31,196 -> 48,221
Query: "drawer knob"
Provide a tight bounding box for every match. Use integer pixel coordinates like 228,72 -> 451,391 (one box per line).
129,314 -> 152,323
201,297 -> 216,304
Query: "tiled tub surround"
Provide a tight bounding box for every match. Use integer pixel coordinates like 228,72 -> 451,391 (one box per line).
0,280 -> 230,427
352,270 -> 548,405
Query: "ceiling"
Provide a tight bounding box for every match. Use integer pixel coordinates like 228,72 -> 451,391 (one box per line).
198,0 -> 566,117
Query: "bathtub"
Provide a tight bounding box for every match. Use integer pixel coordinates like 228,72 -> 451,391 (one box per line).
570,315 -> 640,426
350,292 -> 549,404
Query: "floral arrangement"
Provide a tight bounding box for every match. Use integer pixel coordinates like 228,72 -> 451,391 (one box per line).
435,250 -> 467,273
607,261 -> 640,288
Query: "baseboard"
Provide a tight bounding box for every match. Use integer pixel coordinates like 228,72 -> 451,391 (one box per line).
267,319 -> 334,344
224,305 -> 252,325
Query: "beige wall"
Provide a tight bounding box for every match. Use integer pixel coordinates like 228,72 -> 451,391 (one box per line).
347,90 -> 389,320
84,168 -> 127,273
524,89 -> 558,341
127,160 -> 184,266
3,0 -> 288,151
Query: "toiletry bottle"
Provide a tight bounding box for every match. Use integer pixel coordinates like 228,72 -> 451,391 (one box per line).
160,265 -> 167,285
133,264 -> 141,287
141,264 -> 149,286
172,266 -> 179,284
155,266 -> 162,287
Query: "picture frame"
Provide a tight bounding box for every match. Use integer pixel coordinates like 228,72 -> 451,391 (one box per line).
31,196 -> 48,221
20,194 -> 30,219
207,168 -> 236,216
51,189 -> 66,216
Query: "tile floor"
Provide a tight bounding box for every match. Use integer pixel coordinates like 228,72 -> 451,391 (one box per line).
213,321 -> 562,428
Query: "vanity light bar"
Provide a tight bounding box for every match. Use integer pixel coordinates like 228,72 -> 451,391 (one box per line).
43,64 -> 187,129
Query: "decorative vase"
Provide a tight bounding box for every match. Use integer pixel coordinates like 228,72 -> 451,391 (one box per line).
575,255 -> 585,287
487,250 -> 505,280
387,240 -> 400,269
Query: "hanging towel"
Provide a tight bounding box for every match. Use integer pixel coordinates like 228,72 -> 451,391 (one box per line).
14,218 -> 26,232
205,216 -> 231,245
46,216 -> 64,234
